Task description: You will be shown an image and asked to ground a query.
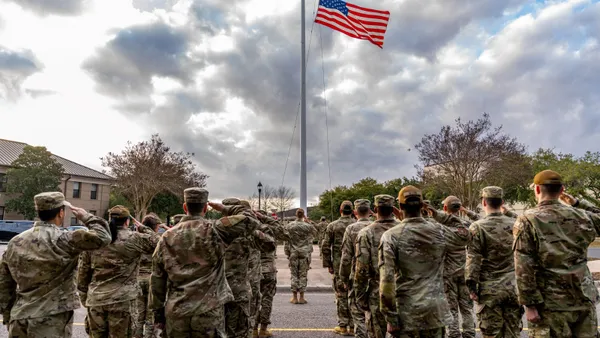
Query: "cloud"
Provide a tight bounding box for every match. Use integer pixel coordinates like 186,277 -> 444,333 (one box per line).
6,0 -> 87,16
0,47 -> 43,101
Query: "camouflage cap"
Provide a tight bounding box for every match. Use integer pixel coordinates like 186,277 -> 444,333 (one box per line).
340,200 -> 353,211
397,186 -> 423,204
240,200 -> 251,209
320,216 -> 326,221
443,195 -> 462,206
34,192 -> 67,211
184,188 -> 209,204
109,205 -> 131,218
481,186 -> 503,199
374,194 -> 395,207
533,170 -> 563,185
354,199 -> 371,209
222,197 -> 241,206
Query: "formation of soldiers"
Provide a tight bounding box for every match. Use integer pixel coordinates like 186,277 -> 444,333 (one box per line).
0,169 -> 598,337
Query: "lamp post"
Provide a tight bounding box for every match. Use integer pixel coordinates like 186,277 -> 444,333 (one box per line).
257,182 -> 263,210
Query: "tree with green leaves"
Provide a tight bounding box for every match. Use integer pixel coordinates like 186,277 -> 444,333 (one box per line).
148,192 -> 184,221
5,146 -> 65,220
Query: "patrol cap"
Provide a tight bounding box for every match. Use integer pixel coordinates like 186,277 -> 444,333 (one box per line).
184,188 -> 208,204
340,200 -> 353,211
481,186 -> 503,199
397,186 -> 423,204
443,195 -> 461,206
354,199 -> 371,209
533,170 -> 563,185
240,200 -> 251,209
222,197 -> 241,206
34,192 -> 68,211
109,205 -> 130,218
375,194 -> 395,207
320,216 -> 326,221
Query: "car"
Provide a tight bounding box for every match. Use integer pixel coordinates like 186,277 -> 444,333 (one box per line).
66,225 -> 88,232
0,221 -> 35,242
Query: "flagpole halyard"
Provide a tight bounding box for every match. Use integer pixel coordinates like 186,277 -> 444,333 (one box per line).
300,0 -> 308,214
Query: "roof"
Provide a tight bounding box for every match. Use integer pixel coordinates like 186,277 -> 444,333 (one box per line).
0,138 -> 113,181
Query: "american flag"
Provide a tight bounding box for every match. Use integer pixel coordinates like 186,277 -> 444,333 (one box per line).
314,0 -> 390,48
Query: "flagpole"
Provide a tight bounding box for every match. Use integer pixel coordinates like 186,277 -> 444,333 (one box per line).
300,0 -> 307,214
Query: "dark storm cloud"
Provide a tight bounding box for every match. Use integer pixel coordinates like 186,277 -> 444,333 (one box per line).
7,0 -> 87,16
0,47 -> 43,101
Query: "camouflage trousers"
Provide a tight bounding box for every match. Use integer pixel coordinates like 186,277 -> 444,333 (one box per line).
289,253 -> 310,292
256,272 -> 277,326
348,283 -> 367,338
9,310 -> 74,338
475,290 -> 523,338
365,296 -> 386,338
167,306 -> 226,338
444,275 -> 475,338
224,300 -> 251,338
248,261 -> 262,331
528,306 -> 598,338
132,278 -> 152,338
389,327 -> 446,338
333,274 -> 353,328
88,300 -> 135,338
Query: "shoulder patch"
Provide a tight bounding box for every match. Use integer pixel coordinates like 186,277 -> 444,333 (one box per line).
219,215 -> 247,227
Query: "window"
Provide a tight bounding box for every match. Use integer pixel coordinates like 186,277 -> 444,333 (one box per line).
70,217 -> 78,225
89,210 -> 97,216
0,207 -> 4,220
72,182 -> 81,198
90,184 -> 98,200
0,174 -> 6,192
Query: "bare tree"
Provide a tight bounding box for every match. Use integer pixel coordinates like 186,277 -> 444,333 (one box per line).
101,134 -> 208,219
248,185 -> 275,210
271,185 -> 296,213
415,113 -> 530,209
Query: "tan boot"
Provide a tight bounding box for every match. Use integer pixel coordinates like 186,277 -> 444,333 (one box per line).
252,329 -> 259,338
298,292 -> 307,304
348,327 -> 355,336
259,324 -> 273,337
290,292 -> 298,304
334,326 -> 348,335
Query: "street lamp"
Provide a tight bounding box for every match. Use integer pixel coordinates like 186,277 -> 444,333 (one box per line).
257,181 -> 263,210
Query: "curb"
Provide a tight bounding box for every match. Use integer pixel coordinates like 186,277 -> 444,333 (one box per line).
276,285 -> 333,293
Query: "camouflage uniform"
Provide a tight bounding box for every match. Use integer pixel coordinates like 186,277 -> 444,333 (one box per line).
431,198 -> 476,338
379,186 -> 452,338
465,187 -> 522,338
172,214 -> 185,226
285,218 -> 317,293
0,192 -> 111,338
78,205 -> 160,338
322,201 -> 356,331
150,188 -> 261,338
513,170 -> 600,337
339,199 -> 372,338
314,219 -> 328,245
355,195 -> 399,338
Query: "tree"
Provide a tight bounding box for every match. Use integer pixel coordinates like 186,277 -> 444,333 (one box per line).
415,113 -> 531,210
5,146 -> 65,220
148,192 -> 184,220
271,186 -> 296,213
101,134 -> 208,219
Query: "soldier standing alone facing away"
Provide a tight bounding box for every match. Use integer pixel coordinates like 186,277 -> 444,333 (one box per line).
0,192 -> 112,337
285,208 -> 317,304
465,186 -> 522,338
322,201 -> 356,336
513,170 -> 600,336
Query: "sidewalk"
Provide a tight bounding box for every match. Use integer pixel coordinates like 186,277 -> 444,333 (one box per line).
276,245 -> 332,292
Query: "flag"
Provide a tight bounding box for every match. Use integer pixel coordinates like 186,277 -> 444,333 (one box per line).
314,0 -> 390,48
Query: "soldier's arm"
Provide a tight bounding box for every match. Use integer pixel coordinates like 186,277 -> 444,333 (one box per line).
379,233 -> 401,329
465,223 -> 483,294
321,224 -> 334,268
339,228 -> 354,285
261,216 -> 290,241
513,216 -> 544,307
149,240 -> 167,313
353,231 -> 371,309
463,208 -> 481,221
0,253 -> 16,325
57,213 -> 112,256
575,199 -> 600,214
213,215 -> 259,246
76,251 -> 93,307
128,226 -> 161,254
252,225 -> 277,253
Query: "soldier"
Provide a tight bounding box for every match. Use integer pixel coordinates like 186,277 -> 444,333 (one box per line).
428,196 -> 475,338
322,201 -> 356,335
465,187 -> 523,338
339,199 -> 372,338
0,192 -> 111,337
78,205 -> 160,337
253,210 -> 289,338
150,188 -> 261,337
514,170 -> 600,336
285,208 -> 317,304
315,216 -> 328,245
172,214 -> 186,226
354,195 -> 400,338
239,200 -> 263,335
559,191 -> 600,214
379,186 -> 452,337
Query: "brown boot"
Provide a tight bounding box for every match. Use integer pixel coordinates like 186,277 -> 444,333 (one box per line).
290,292 -> 298,304
298,292 -> 307,304
259,324 -> 273,337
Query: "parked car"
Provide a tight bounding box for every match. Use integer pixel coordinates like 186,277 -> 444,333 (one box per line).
0,221 -> 35,242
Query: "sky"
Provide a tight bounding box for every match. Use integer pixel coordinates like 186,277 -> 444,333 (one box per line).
0,0 -> 599,206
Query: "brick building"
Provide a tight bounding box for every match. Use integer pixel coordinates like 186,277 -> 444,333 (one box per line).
0,139 -> 112,225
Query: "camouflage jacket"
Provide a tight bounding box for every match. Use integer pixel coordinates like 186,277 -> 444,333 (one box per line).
578,199 -> 600,214
513,200 -> 600,310
0,214 -> 111,321
322,216 -> 355,273
433,211 -> 474,277
77,226 -> 159,307
314,221 -> 328,243
149,208 -> 259,317
379,217 -> 452,331
465,212 -> 517,303
285,219 -> 317,258
259,216 -> 289,274
354,218 -> 399,308
339,218 -> 371,286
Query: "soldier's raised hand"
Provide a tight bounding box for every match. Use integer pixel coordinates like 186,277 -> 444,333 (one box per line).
559,192 -> 577,206
208,202 -> 225,212
70,205 -> 88,221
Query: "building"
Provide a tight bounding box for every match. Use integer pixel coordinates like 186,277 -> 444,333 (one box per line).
0,139 -> 112,225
